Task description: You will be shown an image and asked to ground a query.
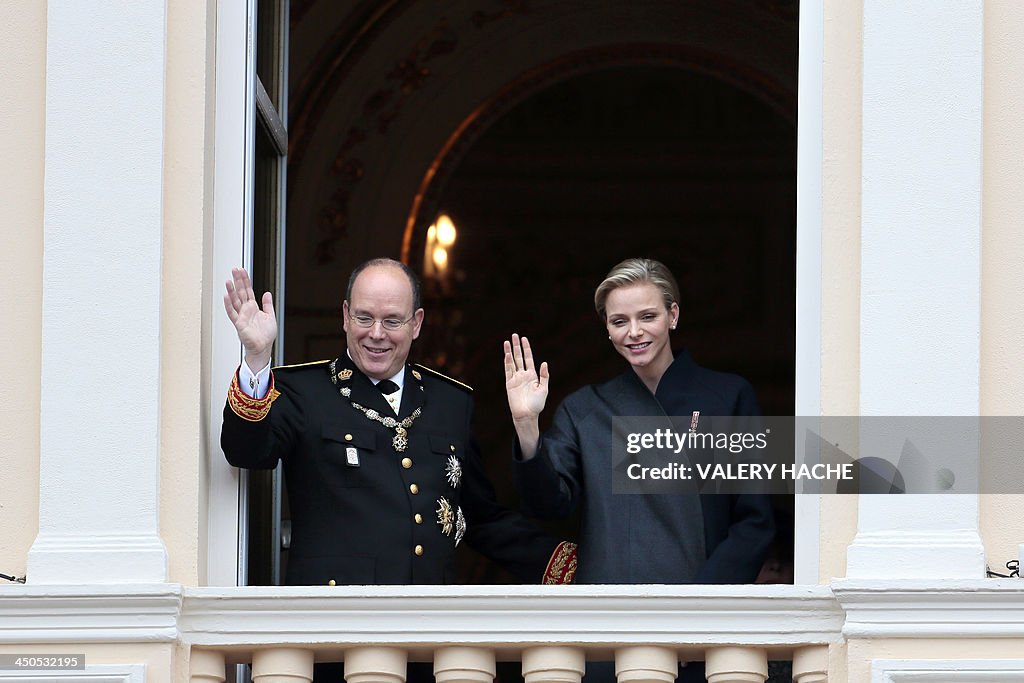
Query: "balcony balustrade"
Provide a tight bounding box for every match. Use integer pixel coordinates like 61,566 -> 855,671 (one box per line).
15,581 -> 1024,681
181,585 -> 839,683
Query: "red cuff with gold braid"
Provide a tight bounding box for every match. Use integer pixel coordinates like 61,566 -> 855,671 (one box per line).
542,540 -> 578,584
227,367 -> 281,422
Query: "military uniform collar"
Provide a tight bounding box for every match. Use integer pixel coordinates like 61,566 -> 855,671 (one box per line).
397,364 -> 425,417
329,353 -> 425,419
342,349 -> 406,391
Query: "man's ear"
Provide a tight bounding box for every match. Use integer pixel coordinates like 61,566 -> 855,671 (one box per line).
342,300 -> 350,334
411,308 -> 425,340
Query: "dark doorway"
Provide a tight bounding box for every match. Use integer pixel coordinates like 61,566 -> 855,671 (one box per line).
275,1 -> 798,589
407,65 -> 796,583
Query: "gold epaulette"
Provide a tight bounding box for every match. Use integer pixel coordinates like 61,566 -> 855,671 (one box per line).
542,541 -> 578,585
413,363 -> 473,392
271,359 -> 332,372
227,369 -> 281,422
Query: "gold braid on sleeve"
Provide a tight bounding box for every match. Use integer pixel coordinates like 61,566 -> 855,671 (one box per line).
542,540 -> 578,585
227,368 -> 281,422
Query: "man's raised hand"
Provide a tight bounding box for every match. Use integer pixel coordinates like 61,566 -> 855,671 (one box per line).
224,267 -> 277,370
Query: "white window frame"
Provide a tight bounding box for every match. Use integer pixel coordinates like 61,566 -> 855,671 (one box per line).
207,0 -> 257,587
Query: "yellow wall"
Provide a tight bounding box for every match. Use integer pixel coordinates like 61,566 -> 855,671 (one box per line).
848,638 -> 1024,682
0,0 -> 45,583
818,0 -> 863,584
0,644 -> 176,683
980,0 -> 1024,573
160,0 -> 216,588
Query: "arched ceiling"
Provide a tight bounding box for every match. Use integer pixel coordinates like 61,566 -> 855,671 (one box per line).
285,0 -> 797,315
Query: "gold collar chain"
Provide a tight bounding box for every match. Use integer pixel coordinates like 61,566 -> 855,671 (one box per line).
329,359 -> 421,452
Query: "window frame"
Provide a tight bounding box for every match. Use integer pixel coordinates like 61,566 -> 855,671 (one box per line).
205,0 -> 824,588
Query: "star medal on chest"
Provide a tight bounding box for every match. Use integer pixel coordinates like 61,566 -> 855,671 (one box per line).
329,359 -> 421,452
436,496 -> 454,536
436,496 -> 466,547
445,455 -> 462,488
455,507 -> 466,547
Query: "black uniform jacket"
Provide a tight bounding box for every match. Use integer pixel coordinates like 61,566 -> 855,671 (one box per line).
514,349 -> 775,584
222,353 -> 561,585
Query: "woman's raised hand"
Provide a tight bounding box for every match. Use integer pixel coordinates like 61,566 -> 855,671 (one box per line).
503,333 -> 549,423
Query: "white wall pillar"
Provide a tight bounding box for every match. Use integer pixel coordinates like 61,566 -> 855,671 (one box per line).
849,0 -> 985,578
27,0 -> 169,583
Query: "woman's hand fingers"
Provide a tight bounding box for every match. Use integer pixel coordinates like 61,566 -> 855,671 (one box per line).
503,340 -> 516,381
522,336 -> 536,373
511,332 -> 526,371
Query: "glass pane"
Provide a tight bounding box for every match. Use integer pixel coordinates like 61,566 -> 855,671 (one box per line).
256,0 -> 287,111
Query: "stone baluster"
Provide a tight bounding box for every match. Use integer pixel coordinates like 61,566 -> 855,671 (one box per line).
345,647 -> 408,683
252,648 -> 315,683
434,647 -> 496,683
522,646 -> 586,683
704,647 -> 767,683
615,646 -> 678,683
792,645 -> 829,683
189,648 -> 225,683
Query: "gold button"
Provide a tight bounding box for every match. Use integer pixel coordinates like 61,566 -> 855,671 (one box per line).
402,457 -> 413,469
414,513 -> 423,524
414,545 -> 424,556
328,579 -> 336,586
344,434 -> 353,442
449,444 -> 455,452
410,483 -> 419,494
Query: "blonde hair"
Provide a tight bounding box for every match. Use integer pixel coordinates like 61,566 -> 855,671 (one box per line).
593,257 -> 680,321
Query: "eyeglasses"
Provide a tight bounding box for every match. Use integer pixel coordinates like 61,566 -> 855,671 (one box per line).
349,314 -> 415,331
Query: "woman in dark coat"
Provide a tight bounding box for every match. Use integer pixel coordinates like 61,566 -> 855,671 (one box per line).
504,257 -> 775,584
504,258 -> 776,681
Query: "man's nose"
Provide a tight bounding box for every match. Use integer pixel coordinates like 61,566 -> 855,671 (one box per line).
368,320 -> 388,339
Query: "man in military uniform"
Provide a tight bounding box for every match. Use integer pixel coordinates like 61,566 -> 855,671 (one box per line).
221,259 -> 575,586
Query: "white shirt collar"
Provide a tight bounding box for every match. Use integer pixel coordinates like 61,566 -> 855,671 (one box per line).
346,349 -> 405,389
